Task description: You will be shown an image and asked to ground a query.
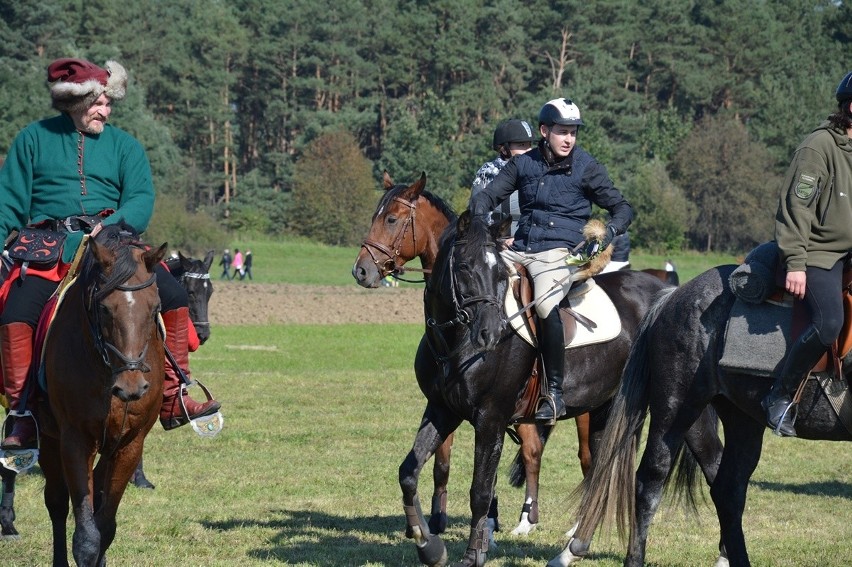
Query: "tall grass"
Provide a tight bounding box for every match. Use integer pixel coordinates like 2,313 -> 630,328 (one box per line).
5,325 -> 850,566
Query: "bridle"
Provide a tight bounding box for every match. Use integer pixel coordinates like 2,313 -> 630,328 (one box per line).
425,237 -> 505,362
179,269 -> 211,332
87,271 -> 159,377
359,195 -> 430,283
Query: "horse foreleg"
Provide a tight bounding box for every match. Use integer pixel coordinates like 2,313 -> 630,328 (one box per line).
91,440 -> 141,565
454,422 -> 505,567
39,434 -> 71,567
59,436 -> 100,567
428,432 -> 452,534
400,406 -> 459,567
510,423 -> 542,536
710,398 -> 764,567
0,467 -> 18,540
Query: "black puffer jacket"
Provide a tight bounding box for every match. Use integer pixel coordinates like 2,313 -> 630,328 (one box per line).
470,140 -> 633,253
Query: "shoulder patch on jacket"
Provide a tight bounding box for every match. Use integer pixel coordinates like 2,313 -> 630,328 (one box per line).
794,173 -> 817,199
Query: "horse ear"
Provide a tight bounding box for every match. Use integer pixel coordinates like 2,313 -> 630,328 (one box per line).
401,172 -> 427,202
493,216 -> 512,240
457,210 -> 472,235
383,171 -> 394,190
144,243 -> 168,272
203,249 -> 215,270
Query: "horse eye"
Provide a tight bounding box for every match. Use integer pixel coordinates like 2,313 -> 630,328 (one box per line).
386,215 -> 398,225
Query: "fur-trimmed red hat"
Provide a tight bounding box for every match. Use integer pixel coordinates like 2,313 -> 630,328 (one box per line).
47,58 -> 127,114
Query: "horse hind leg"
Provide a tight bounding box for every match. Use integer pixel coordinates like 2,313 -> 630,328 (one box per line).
428,433 -> 452,535
39,435 -> 72,567
510,422 -> 543,536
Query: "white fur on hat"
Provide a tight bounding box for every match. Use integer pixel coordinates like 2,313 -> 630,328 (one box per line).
49,59 -> 128,113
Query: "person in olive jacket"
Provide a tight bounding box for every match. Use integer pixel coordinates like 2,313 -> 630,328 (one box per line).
763,71 -> 852,437
470,97 -> 633,422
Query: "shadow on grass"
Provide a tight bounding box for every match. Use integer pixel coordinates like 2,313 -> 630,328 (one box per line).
751,479 -> 852,500
203,508 -> 625,565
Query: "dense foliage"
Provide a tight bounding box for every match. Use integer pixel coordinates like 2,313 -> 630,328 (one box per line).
0,0 -> 848,253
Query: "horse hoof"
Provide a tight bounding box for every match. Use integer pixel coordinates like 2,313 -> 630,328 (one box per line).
132,475 -> 155,490
428,511 -> 448,534
547,537 -> 585,567
714,556 -> 730,567
510,518 -> 537,536
416,535 -> 448,567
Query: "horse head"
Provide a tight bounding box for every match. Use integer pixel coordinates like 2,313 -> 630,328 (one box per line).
175,250 -> 214,344
353,171 -> 442,288
430,211 -> 510,353
85,226 -> 167,402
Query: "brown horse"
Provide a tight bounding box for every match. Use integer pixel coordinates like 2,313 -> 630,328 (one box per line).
38,226 -> 166,567
352,172 -> 594,537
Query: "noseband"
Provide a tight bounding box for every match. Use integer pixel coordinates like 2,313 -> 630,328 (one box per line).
87,272 -> 159,376
360,196 -> 429,282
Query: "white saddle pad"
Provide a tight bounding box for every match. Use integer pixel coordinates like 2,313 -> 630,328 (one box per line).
504,271 -> 621,349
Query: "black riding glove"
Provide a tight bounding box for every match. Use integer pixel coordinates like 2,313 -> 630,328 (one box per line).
600,224 -> 617,250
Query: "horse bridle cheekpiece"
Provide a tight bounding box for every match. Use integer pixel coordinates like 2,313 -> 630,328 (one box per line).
360,195 -> 422,281
426,236 -> 504,363
88,266 -> 158,376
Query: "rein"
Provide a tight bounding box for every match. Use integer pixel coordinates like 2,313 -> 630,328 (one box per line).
87,271 -> 158,376
360,195 -> 431,283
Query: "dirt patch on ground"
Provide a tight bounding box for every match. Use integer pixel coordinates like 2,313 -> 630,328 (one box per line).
209,283 -> 424,326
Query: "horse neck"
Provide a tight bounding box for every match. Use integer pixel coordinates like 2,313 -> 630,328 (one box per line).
416,202 -> 452,273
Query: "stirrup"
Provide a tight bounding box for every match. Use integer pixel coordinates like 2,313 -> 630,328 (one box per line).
0,413 -> 39,473
534,395 -> 561,425
771,402 -> 797,437
181,380 -> 224,438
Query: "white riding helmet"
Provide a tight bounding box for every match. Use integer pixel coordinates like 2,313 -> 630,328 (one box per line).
538,98 -> 584,127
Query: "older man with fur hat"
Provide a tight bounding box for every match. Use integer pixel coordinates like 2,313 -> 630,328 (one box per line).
0,58 -> 221,450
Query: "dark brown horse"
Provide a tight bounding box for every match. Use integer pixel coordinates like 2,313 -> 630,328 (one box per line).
353,172 -> 592,537
37,226 -> 166,566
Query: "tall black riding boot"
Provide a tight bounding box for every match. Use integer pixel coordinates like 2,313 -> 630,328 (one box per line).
534,309 -> 566,423
761,326 -> 826,437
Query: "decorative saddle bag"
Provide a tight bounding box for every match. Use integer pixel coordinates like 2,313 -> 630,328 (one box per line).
7,226 -> 67,278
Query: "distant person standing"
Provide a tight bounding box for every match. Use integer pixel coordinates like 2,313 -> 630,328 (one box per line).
243,249 -> 253,280
219,249 -> 232,280
232,248 -> 244,280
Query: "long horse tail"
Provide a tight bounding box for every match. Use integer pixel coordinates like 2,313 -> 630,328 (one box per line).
507,423 -> 553,488
571,286 -> 677,546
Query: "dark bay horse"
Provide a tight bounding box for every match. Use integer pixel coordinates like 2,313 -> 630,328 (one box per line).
37,226 -> 166,566
560,264 -> 851,566
353,172 -> 589,538
399,212 -> 717,566
130,249 -> 215,489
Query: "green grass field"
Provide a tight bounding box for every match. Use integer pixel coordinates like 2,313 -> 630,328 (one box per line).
4,322 -> 851,566
2,239 -> 849,566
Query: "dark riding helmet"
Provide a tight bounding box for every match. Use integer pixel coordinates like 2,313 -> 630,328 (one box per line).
492,119 -> 535,151
538,98 -> 584,127
837,71 -> 852,103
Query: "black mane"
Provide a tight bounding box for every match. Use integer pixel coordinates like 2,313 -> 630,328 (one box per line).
81,223 -> 145,300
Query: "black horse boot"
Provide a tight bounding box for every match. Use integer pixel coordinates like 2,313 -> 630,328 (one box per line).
534,309 -> 566,423
762,326 -> 826,437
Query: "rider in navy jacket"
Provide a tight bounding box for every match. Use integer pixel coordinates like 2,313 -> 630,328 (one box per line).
472,140 -> 632,253
470,98 -> 633,422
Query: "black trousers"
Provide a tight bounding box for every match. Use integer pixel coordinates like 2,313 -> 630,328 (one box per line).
802,260 -> 845,347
